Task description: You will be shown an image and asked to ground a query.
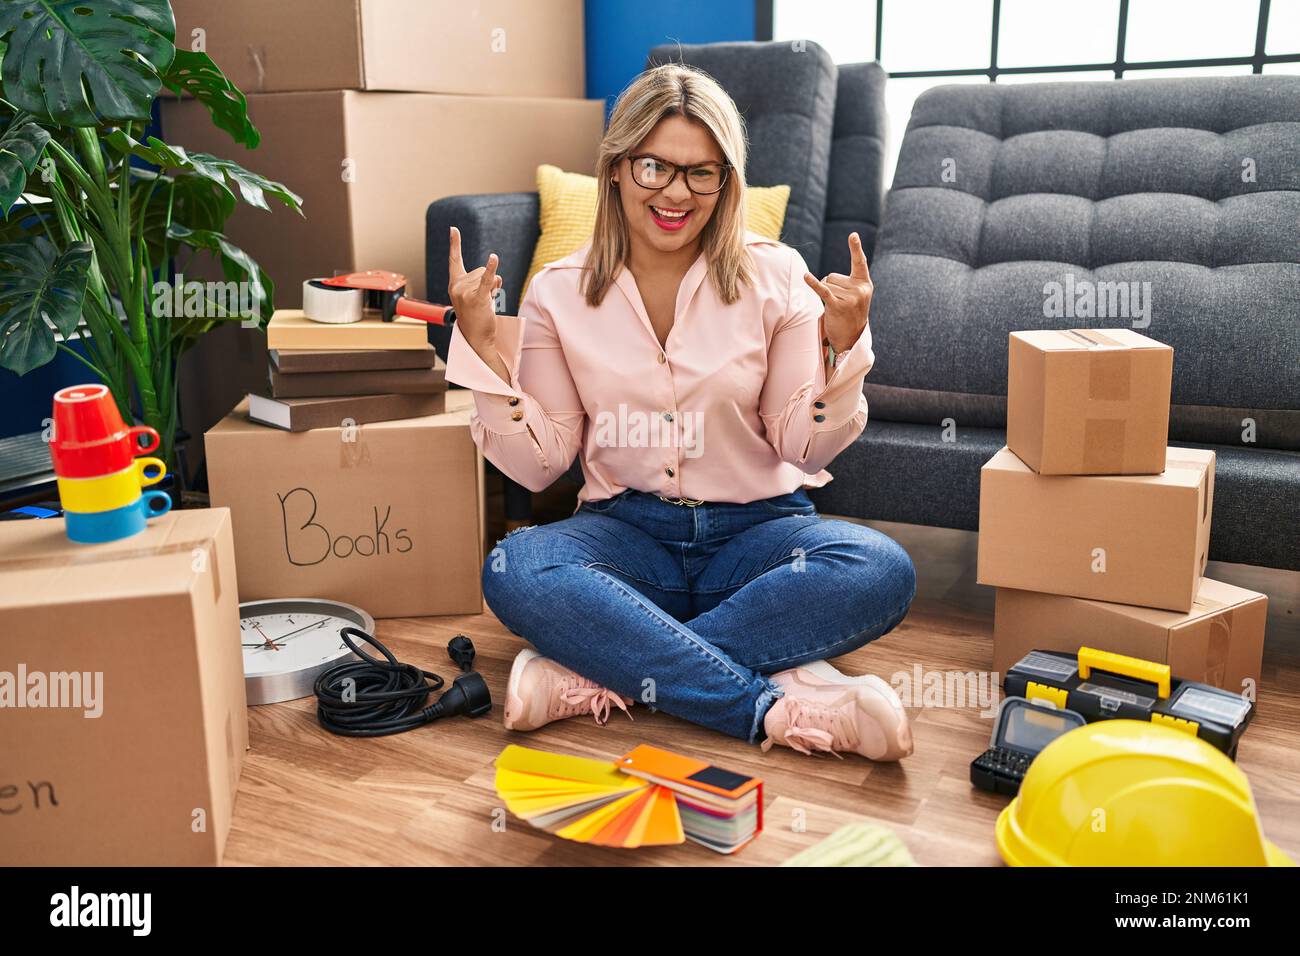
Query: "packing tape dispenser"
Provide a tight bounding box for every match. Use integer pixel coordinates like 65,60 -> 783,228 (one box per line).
303,271 -> 456,326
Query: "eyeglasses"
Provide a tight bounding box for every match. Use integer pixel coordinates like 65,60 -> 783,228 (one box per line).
624,154 -> 731,195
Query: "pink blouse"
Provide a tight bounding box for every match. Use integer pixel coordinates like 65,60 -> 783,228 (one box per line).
444,230 -> 874,515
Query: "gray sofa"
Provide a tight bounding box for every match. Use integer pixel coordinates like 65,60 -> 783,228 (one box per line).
426,44 -> 1299,571
829,76 -> 1300,570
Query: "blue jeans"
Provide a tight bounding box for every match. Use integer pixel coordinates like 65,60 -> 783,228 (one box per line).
481,488 -> 916,744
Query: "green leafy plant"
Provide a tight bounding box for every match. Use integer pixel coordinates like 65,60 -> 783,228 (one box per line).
0,0 -> 302,472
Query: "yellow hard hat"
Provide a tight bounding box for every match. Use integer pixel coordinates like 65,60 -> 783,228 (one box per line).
997,719 -> 1294,867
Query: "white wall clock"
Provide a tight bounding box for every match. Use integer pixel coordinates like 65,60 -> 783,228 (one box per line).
239,598 -> 375,705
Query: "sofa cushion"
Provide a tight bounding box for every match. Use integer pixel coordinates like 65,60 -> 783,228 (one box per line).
808,423 -> 1300,571
646,40 -> 837,271
868,76 -> 1300,450
861,382 -> 1300,449
1173,442 -> 1300,569
809,420 -> 1004,531
822,61 -> 888,277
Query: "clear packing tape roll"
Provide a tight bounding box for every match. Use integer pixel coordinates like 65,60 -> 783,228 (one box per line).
303,279 -> 363,324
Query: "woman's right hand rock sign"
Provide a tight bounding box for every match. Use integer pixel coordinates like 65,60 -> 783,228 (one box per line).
448,225 -> 504,349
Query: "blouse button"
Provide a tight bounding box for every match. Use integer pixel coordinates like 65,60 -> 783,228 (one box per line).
663,412 -> 674,422
508,397 -> 520,406
657,353 -> 666,364
511,411 -> 524,422
813,414 -> 826,423
665,466 -> 675,477
814,401 -> 825,409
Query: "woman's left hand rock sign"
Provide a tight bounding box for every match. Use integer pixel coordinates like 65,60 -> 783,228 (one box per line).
802,231 -> 873,354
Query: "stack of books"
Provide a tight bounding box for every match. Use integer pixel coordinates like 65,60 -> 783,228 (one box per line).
248,310 -> 447,431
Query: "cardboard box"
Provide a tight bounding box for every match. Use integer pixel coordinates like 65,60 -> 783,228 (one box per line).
1007,329 -> 1173,475
167,89 -> 604,459
205,389 -> 484,618
0,509 -> 247,865
993,579 -> 1267,694
977,446 -> 1214,612
161,90 -> 605,304
170,0 -> 585,97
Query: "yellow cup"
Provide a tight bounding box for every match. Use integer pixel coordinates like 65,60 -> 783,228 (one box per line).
57,457 -> 167,514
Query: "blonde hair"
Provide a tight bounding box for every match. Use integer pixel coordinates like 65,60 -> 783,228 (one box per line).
581,62 -> 754,308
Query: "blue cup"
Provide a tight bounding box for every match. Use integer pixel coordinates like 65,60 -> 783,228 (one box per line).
64,490 -> 172,544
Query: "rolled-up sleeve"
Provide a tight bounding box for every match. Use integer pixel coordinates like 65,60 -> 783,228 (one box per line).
758,247 -> 873,475
444,283 -> 586,492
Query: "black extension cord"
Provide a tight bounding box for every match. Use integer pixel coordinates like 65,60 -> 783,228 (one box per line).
314,627 -> 492,737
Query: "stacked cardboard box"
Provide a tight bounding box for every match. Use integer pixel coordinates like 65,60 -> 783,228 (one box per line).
0,509 -> 247,864
248,310 -> 449,431
205,387 -> 484,620
166,0 -> 605,454
208,309 -> 484,619
172,2 -> 588,608
977,329 -> 1266,693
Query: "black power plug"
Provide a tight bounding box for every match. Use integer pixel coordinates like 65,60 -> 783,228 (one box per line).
314,627 -> 492,736
447,634 -> 476,672
426,671 -> 493,720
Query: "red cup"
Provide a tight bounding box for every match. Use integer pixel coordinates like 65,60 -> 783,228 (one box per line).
53,384 -> 126,444
49,384 -> 161,478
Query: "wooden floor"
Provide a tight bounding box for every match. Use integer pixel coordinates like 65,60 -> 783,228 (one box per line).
222,476 -> 1300,867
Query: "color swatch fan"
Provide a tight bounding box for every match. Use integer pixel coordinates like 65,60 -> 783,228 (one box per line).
494,744 -> 684,848
494,744 -> 763,853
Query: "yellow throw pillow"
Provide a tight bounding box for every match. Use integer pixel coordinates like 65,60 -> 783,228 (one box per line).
522,163 -> 791,300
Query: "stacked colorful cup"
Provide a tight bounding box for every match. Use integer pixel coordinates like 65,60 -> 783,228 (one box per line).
51,384 -> 172,543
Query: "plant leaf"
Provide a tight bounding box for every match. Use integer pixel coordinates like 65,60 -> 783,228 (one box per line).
105,131 -> 302,214
0,111 -> 50,214
160,48 -> 260,149
131,167 -> 237,266
0,0 -> 176,125
0,237 -> 91,374
0,201 -> 53,244
188,152 -> 302,212
167,223 -> 274,326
